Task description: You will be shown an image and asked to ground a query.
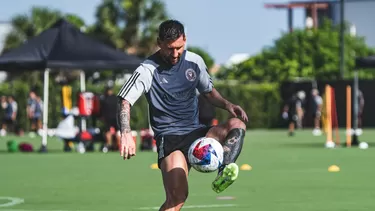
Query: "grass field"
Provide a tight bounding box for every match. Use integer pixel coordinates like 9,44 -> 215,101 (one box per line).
1,129 -> 375,211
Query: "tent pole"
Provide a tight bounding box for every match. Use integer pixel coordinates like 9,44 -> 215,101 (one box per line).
80,70 -> 86,92
40,68 -> 50,152
80,71 -> 87,131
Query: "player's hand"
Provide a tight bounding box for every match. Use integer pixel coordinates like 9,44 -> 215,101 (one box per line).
120,132 -> 136,160
226,103 -> 248,122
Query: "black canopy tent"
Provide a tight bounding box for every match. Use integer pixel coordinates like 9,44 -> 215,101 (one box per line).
0,19 -> 142,150
0,19 -> 141,70
350,55 -> 375,146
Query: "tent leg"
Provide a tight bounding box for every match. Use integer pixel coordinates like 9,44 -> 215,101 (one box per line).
39,68 -> 50,153
80,71 -> 87,131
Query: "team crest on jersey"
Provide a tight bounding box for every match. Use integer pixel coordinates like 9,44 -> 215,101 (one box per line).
185,68 -> 196,81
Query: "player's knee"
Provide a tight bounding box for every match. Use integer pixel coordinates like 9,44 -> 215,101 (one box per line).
227,118 -> 246,130
169,187 -> 188,202
165,188 -> 188,208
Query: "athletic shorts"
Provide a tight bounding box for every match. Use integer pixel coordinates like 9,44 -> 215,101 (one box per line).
104,118 -> 119,132
156,126 -> 212,169
288,113 -> 298,124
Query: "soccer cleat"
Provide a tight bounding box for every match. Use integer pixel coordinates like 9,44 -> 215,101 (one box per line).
212,163 -> 239,193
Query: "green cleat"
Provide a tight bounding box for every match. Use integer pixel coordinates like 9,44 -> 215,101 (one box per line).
212,163 -> 239,193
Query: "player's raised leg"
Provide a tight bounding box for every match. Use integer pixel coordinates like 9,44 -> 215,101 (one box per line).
159,150 -> 189,211
206,118 -> 246,193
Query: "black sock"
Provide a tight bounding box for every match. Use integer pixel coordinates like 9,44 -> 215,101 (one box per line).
221,128 -> 245,169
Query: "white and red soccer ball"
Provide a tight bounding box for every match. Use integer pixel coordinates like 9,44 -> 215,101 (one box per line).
188,137 -> 224,173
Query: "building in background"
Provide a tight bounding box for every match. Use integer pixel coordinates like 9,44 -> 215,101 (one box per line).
265,0 -> 375,47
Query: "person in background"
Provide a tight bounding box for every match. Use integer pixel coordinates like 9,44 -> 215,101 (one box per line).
282,91 -> 306,136
356,89 -> 365,135
27,90 -> 37,136
100,87 -> 121,152
1,95 -> 17,136
311,89 -> 323,136
34,95 -> 44,135
1,95 -> 7,109
0,96 -> 8,136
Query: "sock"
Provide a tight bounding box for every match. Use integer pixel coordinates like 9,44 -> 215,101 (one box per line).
220,128 -> 245,170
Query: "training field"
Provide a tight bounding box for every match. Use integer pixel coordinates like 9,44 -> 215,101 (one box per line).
1,129 -> 375,211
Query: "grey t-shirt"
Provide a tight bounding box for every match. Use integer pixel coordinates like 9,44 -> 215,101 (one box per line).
118,50 -> 213,138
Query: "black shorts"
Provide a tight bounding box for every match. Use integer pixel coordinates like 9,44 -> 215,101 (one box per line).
288,113 -> 298,123
312,111 -> 321,119
104,118 -> 119,132
156,126 -> 212,169
3,118 -> 14,125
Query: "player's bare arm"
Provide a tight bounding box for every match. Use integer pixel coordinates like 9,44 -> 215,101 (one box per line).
203,88 -> 248,122
117,98 -> 136,160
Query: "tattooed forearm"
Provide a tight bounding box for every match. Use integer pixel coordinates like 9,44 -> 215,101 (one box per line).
117,99 -> 131,134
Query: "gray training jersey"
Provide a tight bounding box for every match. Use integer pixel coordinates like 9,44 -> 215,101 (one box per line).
117,50 -> 213,138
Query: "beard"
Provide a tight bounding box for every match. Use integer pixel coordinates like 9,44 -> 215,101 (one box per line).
160,52 -> 181,65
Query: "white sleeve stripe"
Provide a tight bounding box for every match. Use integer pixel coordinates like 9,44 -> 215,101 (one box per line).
118,72 -> 140,98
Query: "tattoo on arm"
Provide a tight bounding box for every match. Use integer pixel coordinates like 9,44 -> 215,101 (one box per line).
117,99 -> 131,134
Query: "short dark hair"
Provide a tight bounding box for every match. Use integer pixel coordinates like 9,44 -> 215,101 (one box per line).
158,20 -> 185,41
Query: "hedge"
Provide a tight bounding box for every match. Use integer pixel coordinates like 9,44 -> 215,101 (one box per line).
0,80 -> 281,131
214,82 -> 281,128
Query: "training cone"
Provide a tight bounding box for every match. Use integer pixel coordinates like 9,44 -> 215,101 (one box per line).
150,163 -> 158,169
328,165 -> 340,172
240,164 -> 252,171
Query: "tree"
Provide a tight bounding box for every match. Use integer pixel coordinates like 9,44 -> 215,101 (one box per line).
217,19 -> 375,82
2,7 -> 86,88
187,46 -> 215,69
91,0 -> 168,57
3,7 -> 85,53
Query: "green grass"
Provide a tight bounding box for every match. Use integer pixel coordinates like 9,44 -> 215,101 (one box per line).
1,129 -> 375,211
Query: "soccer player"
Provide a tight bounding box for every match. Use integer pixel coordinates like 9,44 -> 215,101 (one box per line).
282,91 -> 306,136
356,89 -> 365,134
100,87 -> 121,152
311,89 -> 323,136
117,20 -> 248,211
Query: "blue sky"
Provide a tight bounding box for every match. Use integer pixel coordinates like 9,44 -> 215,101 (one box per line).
0,0 -> 306,64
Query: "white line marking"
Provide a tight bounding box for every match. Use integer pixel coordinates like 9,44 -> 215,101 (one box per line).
0,197 -> 24,208
0,209 -> 81,211
137,204 -> 237,210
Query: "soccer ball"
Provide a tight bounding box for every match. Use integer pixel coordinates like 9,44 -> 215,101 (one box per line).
188,137 -> 224,173
359,142 -> 369,149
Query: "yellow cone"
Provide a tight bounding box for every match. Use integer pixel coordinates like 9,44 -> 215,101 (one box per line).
240,164 -> 252,171
150,163 -> 158,169
328,165 -> 340,172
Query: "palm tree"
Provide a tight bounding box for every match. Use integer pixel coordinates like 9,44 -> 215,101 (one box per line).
92,0 -> 168,57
